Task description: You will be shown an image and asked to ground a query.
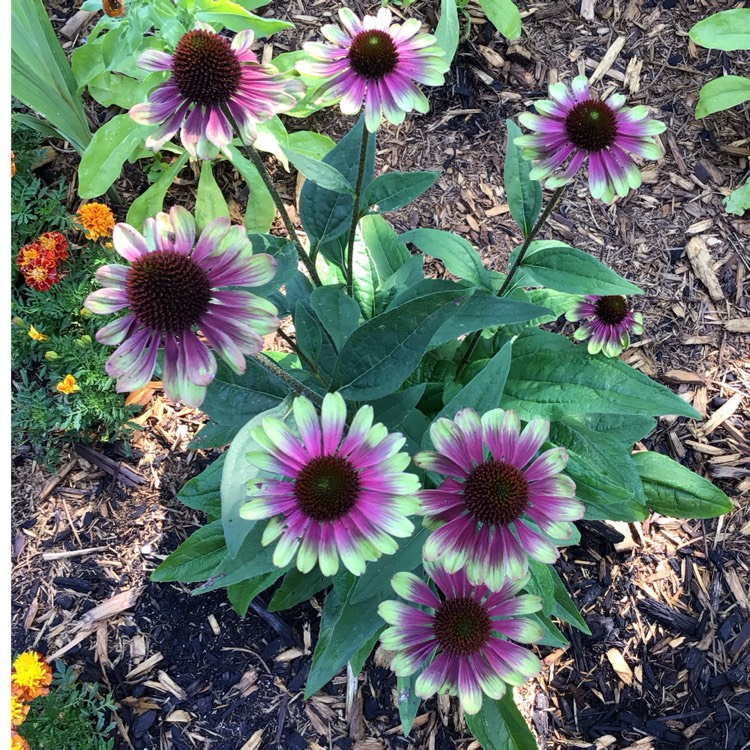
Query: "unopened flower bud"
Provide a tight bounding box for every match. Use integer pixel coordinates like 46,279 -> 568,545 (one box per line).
44,351 -> 60,361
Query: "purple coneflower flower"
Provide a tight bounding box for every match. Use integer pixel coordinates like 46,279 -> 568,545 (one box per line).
378,563 -> 543,715
240,392 -> 421,577
566,295 -> 643,358
297,7 -> 448,132
85,206 -> 279,408
515,75 -> 665,202
130,29 -> 303,159
414,408 -> 584,590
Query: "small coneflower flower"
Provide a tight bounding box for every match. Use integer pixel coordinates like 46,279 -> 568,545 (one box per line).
27,325 -> 48,342
76,202 -> 115,241
11,695 -> 29,728
129,28 -> 303,159
23,260 -> 60,292
297,7 -> 449,132
11,652 -> 53,702
37,231 -> 69,263
379,564 -> 543,715
56,374 -> 80,395
240,392 -> 421,577
414,408 -> 584,590
516,75 -> 665,202
11,731 -> 30,750
85,206 -> 278,408
566,295 -> 643,357
102,0 -> 124,17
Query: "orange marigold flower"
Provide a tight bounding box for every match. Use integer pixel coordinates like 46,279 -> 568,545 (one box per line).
11,150 -> 16,178
38,231 -> 70,263
16,242 -> 43,272
27,325 -> 49,342
56,374 -> 81,395
11,652 -> 53,702
11,730 -> 30,750
11,695 -> 29,728
23,260 -> 60,292
103,0 -> 124,16
76,202 -> 115,241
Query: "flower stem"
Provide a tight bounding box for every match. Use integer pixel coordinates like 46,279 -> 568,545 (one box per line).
244,146 -> 323,287
345,127 -> 370,298
250,353 -> 324,406
455,185 -> 566,379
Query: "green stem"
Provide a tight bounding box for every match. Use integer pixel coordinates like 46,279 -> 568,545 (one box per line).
345,127 -> 370,298
250,353 -> 324,406
244,146 -> 323,287
455,185 -> 566,379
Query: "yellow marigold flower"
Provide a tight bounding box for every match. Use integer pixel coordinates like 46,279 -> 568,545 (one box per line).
11,730 -> 30,750
11,651 -> 53,701
11,150 -> 16,178
27,325 -> 48,342
11,695 -> 29,728
56,374 -> 81,395
76,202 -> 115,241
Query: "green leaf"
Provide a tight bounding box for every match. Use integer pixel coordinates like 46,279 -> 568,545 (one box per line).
330,288 -> 470,400
396,672 -> 423,736
362,171 -> 439,212
351,528 -> 429,605
478,0 -> 522,39
370,384 -> 426,430
126,152 -> 189,229
195,160 -> 230,231
724,178 -> 750,217
435,0 -> 459,60
502,329 -> 702,421
268,568 -> 329,612
550,568 -> 590,634
227,570 -> 284,617
465,692 -> 537,750
633,451 -> 733,519
78,113 -> 152,198
152,520 -> 227,583
225,145 -> 276,233
305,573 -> 384,698
530,612 -> 568,648
351,230 -> 378,319
194,0 -> 293,35
283,146 -> 354,193
349,628 -> 385,676
575,413 -> 656,447
200,358 -> 290,434
438,342 -> 512,420
287,130 -> 336,160
188,420 -> 239,450
696,75 -> 750,118
310,284 -> 361,350
88,71 -> 141,108
221,401 -> 291,557
177,454 -> 225,518
504,120 -> 542,237
689,9 -> 750,52
293,301 -> 324,364
526,559 -> 555,615
299,116 -> 376,244
514,240 -> 643,295
400,228 -> 493,291
361,214 -> 410,277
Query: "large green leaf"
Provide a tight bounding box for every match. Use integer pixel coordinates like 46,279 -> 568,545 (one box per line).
362,171 -> 439,212
126,151 -> 189,229
221,401 -> 291,557
478,0 -> 522,39
330,288 -> 470,400
465,692 -> 537,750
351,230 -> 378,319
305,573 -> 385,698
504,120 -> 542,238
400,228 -> 493,291
435,0 -> 459,60
268,568 -> 329,612
690,9 -> 750,51
696,75 -> 750,118
397,672 -> 423,736
194,0 -> 292,35
550,568 -> 590,634
225,145 -> 276,233
227,569 -> 285,617
283,146 -> 354,193
177,454 -> 225,518
514,240 -> 643,296
502,330 -> 702,421
152,521 -> 227,583
195,160 -> 230,231
310,284 -> 361,350
78,114 -> 153,198
633,451 -> 733,518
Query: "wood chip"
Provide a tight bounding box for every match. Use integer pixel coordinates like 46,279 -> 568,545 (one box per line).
661,370 -> 705,384
685,237 -> 724,302
725,318 -> 750,333
239,729 -> 265,750
589,35 -> 627,84
125,652 -> 164,680
82,586 -> 144,625
166,710 -> 192,723
699,392 -> 743,437
59,10 -> 95,39
606,649 -> 634,685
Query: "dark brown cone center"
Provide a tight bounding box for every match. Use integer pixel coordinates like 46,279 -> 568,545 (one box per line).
171,30 -> 242,106
434,597 -> 492,656
127,251 -> 212,334
463,459 -> 530,526
294,455 -> 361,521
564,99 -> 618,152
348,30 -> 399,80
594,295 -> 629,325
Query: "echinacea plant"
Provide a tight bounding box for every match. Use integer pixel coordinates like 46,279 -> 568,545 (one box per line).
74,5 -> 736,747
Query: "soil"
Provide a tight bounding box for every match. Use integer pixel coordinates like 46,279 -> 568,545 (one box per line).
11,0 -> 750,749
